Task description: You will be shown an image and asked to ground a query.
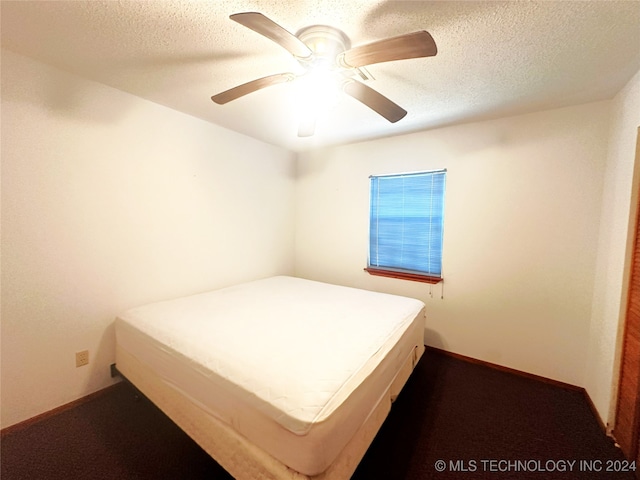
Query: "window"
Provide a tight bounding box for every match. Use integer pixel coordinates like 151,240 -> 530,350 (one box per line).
366,169 -> 446,283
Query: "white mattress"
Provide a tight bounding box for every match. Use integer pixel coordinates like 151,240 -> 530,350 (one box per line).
115,276 -> 425,475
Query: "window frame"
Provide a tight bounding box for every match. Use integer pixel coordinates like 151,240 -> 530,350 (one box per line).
366,169 -> 446,284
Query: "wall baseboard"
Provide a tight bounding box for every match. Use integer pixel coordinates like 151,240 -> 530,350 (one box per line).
425,346 -> 606,432
1,382 -> 122,438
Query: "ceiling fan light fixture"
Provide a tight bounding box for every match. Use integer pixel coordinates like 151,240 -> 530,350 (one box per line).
295,69 -> 341,117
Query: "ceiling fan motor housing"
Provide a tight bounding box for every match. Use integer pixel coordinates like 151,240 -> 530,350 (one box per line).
295,25 -> 351,69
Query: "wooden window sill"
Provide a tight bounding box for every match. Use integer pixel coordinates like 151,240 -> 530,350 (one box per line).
364,267 -> 443,284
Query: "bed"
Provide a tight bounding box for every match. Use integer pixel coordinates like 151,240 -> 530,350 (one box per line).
114,275 -> 425,479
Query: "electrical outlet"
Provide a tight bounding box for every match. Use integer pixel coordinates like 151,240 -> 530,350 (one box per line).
75,350 -> 89,367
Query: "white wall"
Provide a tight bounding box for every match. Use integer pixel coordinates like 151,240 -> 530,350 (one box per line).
0,50 -> 296,428
586,68 -> 640,426
295,101 -> 611,388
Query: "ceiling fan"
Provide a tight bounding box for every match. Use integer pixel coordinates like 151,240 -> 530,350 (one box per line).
211,12 -> 437,137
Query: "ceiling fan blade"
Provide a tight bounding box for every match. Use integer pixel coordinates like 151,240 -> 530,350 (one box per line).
230,12 -> 313,59
343,80 -> 407,123
339,31 -> 437,68
211,73 -> 295,104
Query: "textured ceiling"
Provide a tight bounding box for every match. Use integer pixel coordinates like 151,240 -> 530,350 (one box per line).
2,1 -> 640,152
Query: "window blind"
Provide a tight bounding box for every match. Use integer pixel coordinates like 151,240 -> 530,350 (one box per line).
369,169 -> 446,277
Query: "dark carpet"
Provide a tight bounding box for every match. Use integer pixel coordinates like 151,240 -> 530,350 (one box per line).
1,349 -> 635,480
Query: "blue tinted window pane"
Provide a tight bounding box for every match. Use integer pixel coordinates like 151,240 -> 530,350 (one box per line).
369,171 -> 446,276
